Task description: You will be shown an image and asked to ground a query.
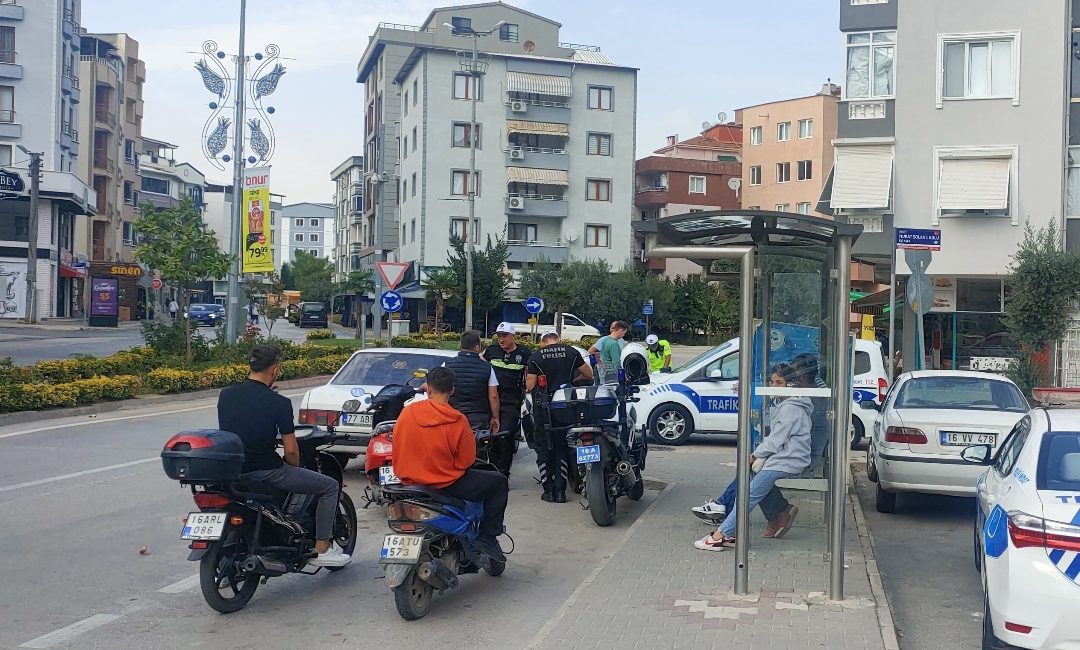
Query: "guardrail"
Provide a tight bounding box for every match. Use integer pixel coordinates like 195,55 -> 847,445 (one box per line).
506,193 -> 566,201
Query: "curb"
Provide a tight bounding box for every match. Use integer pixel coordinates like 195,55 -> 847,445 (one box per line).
0,376 -> 332,427
848,466 -> 902,650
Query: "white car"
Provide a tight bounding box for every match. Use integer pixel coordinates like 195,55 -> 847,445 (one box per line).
865,370 -> 1028,513
633,336 -> 888,447
298,348 -> 457,461
965,408 -> 1080,649
507,312 -> 601,341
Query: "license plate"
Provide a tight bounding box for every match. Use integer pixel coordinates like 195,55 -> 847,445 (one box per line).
181,512 -> 226,540
379,465 -> 401,485
576,444 -> 601,464
380,534 -> 423,563
940,432 -> 997,447
342,413 -> 373,427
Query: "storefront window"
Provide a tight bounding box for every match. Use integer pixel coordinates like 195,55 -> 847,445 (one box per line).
956,279 -> 1002,312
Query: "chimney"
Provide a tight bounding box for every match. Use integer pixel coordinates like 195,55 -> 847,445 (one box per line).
821,82 -> 841,96
666,135 -> 677,146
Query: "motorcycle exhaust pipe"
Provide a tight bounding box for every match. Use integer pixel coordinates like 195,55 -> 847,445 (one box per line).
242,555 -> 288,577
615,460 -> 633,476
417,560 -> 458,591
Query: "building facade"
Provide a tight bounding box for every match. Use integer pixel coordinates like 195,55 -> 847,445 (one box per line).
330,155 -> 363,280
281,202 -> 334,264
356,2 -> 637,320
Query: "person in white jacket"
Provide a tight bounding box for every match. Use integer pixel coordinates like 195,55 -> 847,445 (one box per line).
694,363 -> 813,551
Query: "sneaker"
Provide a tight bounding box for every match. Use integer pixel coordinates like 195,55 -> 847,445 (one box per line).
308,546 -> 351,568
691,500 -> 727,522
772,505 -> 799,539
693,534 -> 727,552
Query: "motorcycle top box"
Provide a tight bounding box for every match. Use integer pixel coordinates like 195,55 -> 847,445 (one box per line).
548,385 -> 619,426
161,430 -> 244,483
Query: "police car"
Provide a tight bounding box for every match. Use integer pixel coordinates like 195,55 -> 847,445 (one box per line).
966,407 -> 1080,649
633,330 -> 888,446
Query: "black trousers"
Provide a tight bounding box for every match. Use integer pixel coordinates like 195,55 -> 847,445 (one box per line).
443,469 -> 509,539
534,421 -> 570,492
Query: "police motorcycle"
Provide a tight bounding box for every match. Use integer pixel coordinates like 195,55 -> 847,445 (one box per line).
160,420 -> 358,613
544,343 -> 652,526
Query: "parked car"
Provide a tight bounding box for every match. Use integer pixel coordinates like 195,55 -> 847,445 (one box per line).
505,312 -> 601,342
297,301 -> 328,328
185,303 -> 225,327
964,407 -> 1080,649
865,370 -> 1028,513
298,348 -> 457,462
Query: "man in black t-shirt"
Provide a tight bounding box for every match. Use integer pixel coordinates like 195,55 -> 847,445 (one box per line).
217,345 -> 349,568
483,323 -> 532,475
525,331 -> 592,502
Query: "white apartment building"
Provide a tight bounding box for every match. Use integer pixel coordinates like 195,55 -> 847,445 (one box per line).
356,2 -> 637,321
0,0 -> 97,320
281,202 -> 334,264
330,155 -> 363,280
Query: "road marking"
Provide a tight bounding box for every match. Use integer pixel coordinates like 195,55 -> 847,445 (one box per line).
158,574 -> 200,594
18,604 -> 140,649
0,457 -> 158,493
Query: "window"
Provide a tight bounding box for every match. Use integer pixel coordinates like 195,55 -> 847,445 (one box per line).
851,0 -> 888,4
689,176 -> 706,194
403,135 -> 408,159
411,172 -> 417,197
410,219 -> 416,243
499,23 -> 519,42
507,223 -> 537,242
585,224 -> 610,248
941,34 -> 1017,103
586,179 -> 611,201
0,27 -> 12,64
294,233 -> 305,242
797,160 -> 813,181
777,122 -> 791,141
140,176 -> 169,194
0,85 -> 13,123
412,79 -> 418,106
451,170 -> 479,196
412,126 -> 417,152
403,90 -> 409,116
703,351 -> 740,380
796,202 -> 812,215
309,218 -> 319,227
294,218 -> 304,227
587,86 -> 612,110
0,144 -> 12,167
402,179 -> 407,202
776,162 -> 791,183
587,132 -> 612,156
798,119 -> 813,139
309,233 -> 320,243
124,139 -> 135,163
750,126 -> 762,146
846,31 -> 896,99
450,16 -> 472,33
749,166 -> 762,185
775,203 -> 789,212
450,217 -> 479,243
452,122 -> 481,148
934,146 -> 1015,222
310,248 -> 320,256
453,72 -> 481,100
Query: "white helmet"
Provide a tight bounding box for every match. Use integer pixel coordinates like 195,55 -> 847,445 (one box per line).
645,334 -> 659,346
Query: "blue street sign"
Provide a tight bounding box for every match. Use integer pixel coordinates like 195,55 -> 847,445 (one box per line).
524,296 -> 544,314
895,228 -> 941,251
379,290 -> 403,313
642,299 -> 654,316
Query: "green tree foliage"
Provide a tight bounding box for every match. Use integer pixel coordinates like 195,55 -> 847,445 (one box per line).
671,276 -> 738,343
425,267 -> 458,338
446,234 -> 511,332
290,250 -> 335,303
280,262 -> 295,290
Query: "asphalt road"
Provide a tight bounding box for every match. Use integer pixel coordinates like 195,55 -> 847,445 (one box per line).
852,459 -> 983,650
0,392 -> 655,650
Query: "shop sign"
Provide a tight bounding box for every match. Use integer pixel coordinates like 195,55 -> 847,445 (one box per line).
970,357 -> 1015,372
930,277 -> 956,313
109,263 -> 143,277
90,278 -> 119,316
0,169 -> 25,198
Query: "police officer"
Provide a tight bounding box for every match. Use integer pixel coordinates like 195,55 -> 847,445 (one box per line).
526,331 -> 593,503
444,331 -> 500,433
483,323 -> 532,475
645,334 -> 672,373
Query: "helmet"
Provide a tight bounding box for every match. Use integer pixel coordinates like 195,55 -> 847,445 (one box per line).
645,334 -> 659,346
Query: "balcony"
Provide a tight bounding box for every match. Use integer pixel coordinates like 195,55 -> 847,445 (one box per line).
60,122 -> 78,150
0,49 -> 19,80
351,213 -> 364,225
505,146 -> 570,171
93,149 -> 116,174
350,242 -> 363,254
0,1 -> 24,21
504,194 -> 569,218
61,8 -> 78,41
61,65 -> 79,99
507,240 -> 569,264
94,108 -> 117,129
634,185 -> 670,207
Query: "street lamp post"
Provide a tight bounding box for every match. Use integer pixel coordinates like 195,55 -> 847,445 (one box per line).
16,145 -> 41,324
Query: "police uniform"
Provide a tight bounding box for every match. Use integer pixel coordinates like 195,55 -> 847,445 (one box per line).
483,342 -> 532,441
527,342 -> 584,498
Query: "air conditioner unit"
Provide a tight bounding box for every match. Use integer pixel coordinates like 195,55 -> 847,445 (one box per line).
510,100 -> 528,113
508,196 -> 525,210
510,148 -> 525,160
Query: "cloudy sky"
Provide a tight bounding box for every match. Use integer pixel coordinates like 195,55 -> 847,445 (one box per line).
83,0 -> 840,202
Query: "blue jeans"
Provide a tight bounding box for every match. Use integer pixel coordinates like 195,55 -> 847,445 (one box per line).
717,470 -> 795,537
715,474 -> 789,522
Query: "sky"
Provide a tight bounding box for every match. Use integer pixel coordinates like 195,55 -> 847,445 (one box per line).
82,0 -> 841,203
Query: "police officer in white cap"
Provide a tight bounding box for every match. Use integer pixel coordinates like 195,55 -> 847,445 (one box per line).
645,334 -> 672,373
482,322 -> 532,476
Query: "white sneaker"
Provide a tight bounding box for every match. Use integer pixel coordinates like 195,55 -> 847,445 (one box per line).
309,546 -> 351,567
690,500 -> 727,522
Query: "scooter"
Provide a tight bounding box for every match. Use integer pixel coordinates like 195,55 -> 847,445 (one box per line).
359,376 -> 426,507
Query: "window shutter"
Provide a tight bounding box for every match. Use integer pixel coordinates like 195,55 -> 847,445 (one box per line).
938,157 -> 1011,211
599,135 -> 610,156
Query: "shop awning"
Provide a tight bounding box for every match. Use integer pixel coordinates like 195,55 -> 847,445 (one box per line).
830,145 -> 894,210
506,72 -> 572,98
938,157 -> 1011,211
506,167 -> 569,186
506,119 -> 569,136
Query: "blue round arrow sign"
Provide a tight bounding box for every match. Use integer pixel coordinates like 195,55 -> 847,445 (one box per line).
380,290 -> 403,313
525,296 -> 544,314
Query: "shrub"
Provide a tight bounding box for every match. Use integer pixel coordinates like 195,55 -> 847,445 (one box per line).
279,358 -> 313,380
306,329 -> 336,341
199,364 -> 249,388
146,368 -> 204,393
141,321 -> 213,361
391,335 -> 442,349
69,375 -> 142,403
308,353 -> 352,376
0,382 -> 80,412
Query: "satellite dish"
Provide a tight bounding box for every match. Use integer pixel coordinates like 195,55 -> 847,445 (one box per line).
727,177 -> 741,191
701,121 -> 712,131
565,230 -> 579,242
718,111 -> 728,124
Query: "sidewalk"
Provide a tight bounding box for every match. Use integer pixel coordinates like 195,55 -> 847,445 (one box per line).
0,317 -> 143,333
530,444 -> 897,650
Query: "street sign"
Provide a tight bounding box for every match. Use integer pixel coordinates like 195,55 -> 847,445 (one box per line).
376,262 -> 410,291
151,278 -> 162,290
642,299 -> 654,316
524,296 -> 544,314
0,169 -> 24,198
896,228 -> 941,251
379,290 -> 403,313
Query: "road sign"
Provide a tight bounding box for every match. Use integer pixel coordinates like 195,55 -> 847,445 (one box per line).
524,296 -> 544,314
896,228 -> 941,251
151,278 -> 162,290
379,290 -> 403,313
376,262 -> 410,290
642,299 -> 654,316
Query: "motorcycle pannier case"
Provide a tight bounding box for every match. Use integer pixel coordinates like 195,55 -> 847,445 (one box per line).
161,429 -> 245,483
548,385 -> 618,426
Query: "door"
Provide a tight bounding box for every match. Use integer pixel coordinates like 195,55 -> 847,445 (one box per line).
688,349 -> 741,431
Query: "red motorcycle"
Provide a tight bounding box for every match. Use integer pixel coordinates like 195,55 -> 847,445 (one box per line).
354,377 -> 425,507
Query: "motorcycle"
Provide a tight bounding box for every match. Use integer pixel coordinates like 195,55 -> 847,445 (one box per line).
359,375 -> 426,507
161,422 -> 358,613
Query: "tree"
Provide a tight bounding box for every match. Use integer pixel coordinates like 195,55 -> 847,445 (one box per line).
519,259 -> 584,337
672,275 -> 738,343
260,272 -> 287,337
134,197 -> 231,360
425,266 -> 458,340
446,234 -> 511,333
1003,222 -> 1080,395
280,262 -> 295,290
290,250 -> 335,303
337,269 -> 375,338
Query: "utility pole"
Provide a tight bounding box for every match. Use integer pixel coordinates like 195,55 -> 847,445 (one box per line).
20,148 -> 41,324
224,0 -> 247,343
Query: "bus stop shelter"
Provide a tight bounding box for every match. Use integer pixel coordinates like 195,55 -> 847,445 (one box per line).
640,210 -> 862,599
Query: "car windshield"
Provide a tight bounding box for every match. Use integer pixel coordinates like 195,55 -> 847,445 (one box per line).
332,352 -> 449,386
190,305 -> 210,312
674,341 -> 733,374
302,303 -> 325,313
894,376 -> 1028,412
1037,432 -> 1080,492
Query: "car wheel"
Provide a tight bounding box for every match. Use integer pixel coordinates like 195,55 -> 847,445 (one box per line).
850,417 -> 864,450
648,404 -> 694,446
974,520 -> 983,573
866,446 -> 879,483
875,482 -> 897,513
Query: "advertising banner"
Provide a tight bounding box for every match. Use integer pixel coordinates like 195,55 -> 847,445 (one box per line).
0,258 -> 27,319
90,278 -> 119,316
241,166 -> 274,273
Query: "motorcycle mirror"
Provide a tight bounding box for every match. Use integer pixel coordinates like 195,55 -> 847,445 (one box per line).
341,399 -> 363,413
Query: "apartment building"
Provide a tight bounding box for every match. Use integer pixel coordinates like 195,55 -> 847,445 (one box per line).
356,2 -> 637,320
737,84 -> 839,216
823,0 -> 1071,377
330,155 -> 363,280
281,202 -> 334,264
0,0 -> 98,320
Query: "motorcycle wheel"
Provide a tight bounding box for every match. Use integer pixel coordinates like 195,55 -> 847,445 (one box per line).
326,492 -> 358,572
585,463 -> 617,527
393,569 -> 433,620
200,537 -> 259,614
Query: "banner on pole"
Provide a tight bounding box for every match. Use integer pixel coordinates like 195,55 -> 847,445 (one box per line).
241,167 -> 274,273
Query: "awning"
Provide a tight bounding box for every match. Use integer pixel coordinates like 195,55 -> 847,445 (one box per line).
831,145 -> 893,210
59,265 -> 85,279
506,167 -> 569,186
506,119 -> 569,136
938,157 -> 1010,211
506,72 -> 572,98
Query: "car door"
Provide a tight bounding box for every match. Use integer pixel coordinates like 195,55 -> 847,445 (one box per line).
979,417 -> 1030,533
686,349 -> 741,432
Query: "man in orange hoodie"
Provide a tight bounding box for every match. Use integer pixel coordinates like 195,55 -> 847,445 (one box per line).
393,366 -> 508,560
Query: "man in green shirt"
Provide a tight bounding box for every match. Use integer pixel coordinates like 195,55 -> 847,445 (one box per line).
645,334 -> 672,373
589,320 -> 629,384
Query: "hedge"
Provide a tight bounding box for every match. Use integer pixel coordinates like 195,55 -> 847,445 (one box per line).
305,329 -> 336,340
0,375 -> 142,413
391,333 -> 593,350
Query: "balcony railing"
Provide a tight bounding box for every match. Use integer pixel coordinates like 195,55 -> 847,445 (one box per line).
0,1 -> 20,5
506,146 -> 567,156
61,122 -> 78,142
559,41 -> 601,51
376,22 -> 435,33
0,50 -> 14,64
0,109 -> 14,123
507,192 -> 567,201
507,239 -> 567,248
63,64 -> 79,88
636,185 -> 669,193
95,109 -> 117,127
